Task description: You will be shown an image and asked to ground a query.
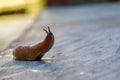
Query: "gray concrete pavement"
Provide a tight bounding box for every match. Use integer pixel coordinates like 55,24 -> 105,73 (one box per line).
1,2 -> 120,80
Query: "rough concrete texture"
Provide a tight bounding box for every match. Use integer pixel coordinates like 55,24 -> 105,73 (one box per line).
1,2 -> 120,80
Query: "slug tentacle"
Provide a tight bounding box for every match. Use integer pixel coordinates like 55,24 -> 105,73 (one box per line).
48,26 -> 51,33
43,28 -> 48,34
12,27 -> 54,61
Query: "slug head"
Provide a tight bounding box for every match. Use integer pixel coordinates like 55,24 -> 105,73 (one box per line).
43,26 -> 53,35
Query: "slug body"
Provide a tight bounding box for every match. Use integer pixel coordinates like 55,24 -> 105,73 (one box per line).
13,27 -> 54,61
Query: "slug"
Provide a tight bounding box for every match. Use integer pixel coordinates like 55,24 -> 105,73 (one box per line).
12,27 -> 54,61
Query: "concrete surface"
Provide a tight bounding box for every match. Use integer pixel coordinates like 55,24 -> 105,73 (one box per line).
1,2 -> 120,80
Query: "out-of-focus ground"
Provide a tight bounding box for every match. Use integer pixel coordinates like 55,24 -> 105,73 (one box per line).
0,15 -> 34,51
0,2 -> 120,80
0,0 -> 120,51
0,0 -> 46,51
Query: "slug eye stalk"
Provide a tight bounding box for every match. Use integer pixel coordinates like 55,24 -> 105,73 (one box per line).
43,28 -> 48,34
43,26 -> 52,34
48,26 -> 51,33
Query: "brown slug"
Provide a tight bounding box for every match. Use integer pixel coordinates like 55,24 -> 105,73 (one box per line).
12,27 -> 54,61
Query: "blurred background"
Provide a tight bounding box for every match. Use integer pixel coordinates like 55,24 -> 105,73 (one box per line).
47,0 -> 120,6
0,0 -> 120,51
